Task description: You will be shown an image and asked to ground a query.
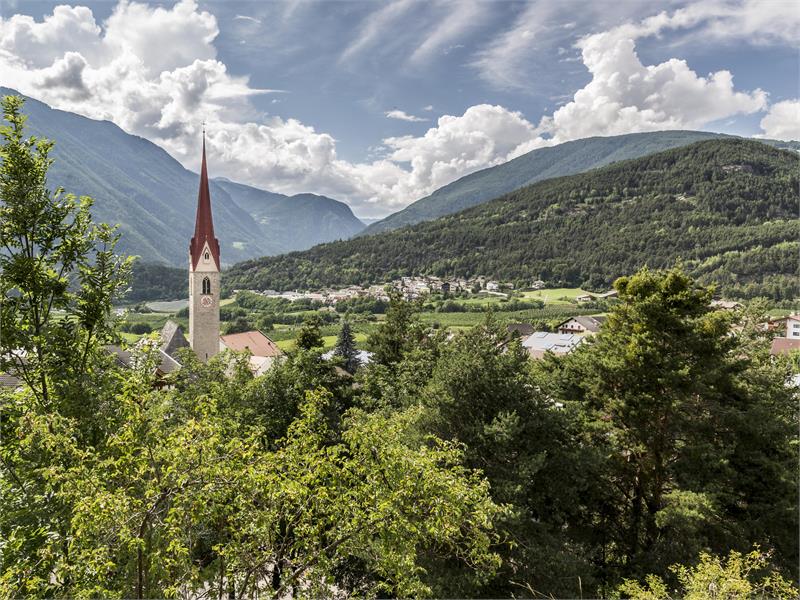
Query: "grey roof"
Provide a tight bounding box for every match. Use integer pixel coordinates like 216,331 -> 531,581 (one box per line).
507,323 -> 535,337
560,315 -> 605,332
160,320 -> 190,359
106,344 -> 182,375
522,332 -> 584,354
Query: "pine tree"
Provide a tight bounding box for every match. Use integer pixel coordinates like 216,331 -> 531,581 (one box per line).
333,319 -> 360,373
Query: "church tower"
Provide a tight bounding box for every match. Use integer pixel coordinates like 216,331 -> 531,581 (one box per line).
188,133 -> 221,362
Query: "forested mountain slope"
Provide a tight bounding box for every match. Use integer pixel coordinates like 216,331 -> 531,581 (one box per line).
5,89 -> 364,266
364,131 -> 799,235
226,139 -> 800,300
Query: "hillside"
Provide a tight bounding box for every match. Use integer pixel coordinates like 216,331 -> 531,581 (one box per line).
5,88 -> 364,266
225,139 -> 800,300
364,131 -> 800,235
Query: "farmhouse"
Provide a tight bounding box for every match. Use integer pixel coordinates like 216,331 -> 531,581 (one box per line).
557,316 -> 605,335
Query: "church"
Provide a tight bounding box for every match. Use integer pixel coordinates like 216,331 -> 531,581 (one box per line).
157,134 -> 282,373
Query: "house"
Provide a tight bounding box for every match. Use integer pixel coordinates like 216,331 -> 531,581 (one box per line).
598,290 -> 619,299
219,330 -> 283,375
784,314 -> 800,339
770,337 -> 800,356
531,280 -> 546,290
576,294 -> 595,303
557,316 -> 605,335
522,332 -> 583,359
507,323 -> 535,339
486,281 -> 500,292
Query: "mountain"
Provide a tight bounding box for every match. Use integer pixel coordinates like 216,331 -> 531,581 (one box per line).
225,139 -> 800,300
4,88 -> 364,266
212,179 -> 364,253
364,130 -> 799,235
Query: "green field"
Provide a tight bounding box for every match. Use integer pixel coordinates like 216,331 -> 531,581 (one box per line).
520,287 -> 590,304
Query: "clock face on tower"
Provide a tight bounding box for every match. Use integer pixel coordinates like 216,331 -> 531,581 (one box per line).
200,295 -> 214,308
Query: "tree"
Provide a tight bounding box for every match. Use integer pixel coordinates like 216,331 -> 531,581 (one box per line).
296,313 -> 324,350
617,547 -> 798,600
224,315 -> 253,334
0,94 -> 132,411
548,267 -> 799,586
366,292 -> 424,366
0,95 -> 133,596
333,319 -> 360,373
417,317 -> 595,597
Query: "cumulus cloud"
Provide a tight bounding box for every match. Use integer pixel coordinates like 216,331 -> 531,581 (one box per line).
385,109 -> 427,122
759,100 -> 800,141
537,18 -> 768,141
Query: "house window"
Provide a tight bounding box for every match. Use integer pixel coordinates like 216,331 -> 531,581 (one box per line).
202,277 -> 211,295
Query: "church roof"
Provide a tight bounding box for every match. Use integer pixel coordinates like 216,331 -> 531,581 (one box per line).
160,320 -> 189,359
189,135 -> 221,270
220,330 -> 283,358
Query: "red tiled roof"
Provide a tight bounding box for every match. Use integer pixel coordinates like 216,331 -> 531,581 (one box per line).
770,337 -> 800,355
220,330 -> 283,358
189,135 -> 220,270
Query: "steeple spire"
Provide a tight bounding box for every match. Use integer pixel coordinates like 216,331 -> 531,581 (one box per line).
189,130 -> 220,270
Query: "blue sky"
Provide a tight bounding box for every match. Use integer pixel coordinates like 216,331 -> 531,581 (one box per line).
1,0 -> 798,217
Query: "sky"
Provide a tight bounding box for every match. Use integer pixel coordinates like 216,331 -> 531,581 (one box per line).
0,0 -> 798,218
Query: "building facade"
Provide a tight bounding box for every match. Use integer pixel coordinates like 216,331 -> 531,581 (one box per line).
188,136 -> 221,362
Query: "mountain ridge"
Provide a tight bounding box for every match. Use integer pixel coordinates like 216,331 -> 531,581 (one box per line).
3,88 -> 365,266
364,130 -> 799,235
225,138 -> 799,300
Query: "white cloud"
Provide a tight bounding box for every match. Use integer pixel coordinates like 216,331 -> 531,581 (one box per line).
0,1 -> 541,217
339,0 -> 414,64
385,109 -> 427,122
409,0 -> 486,65
537,17 -> 768,142
0,1 -> 793,220
233,15 -> 262,25
759,100 -> 800,141
423,105 -> 434,111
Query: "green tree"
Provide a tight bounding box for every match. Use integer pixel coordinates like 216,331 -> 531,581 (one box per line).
617,546 -> 798,600
549,267 -> 798,586
0,94 -> 132,411
224,315 -> 253,334
418,317 -> 595,597
366,292 -> 424,366
296,313 -> 324,350
333,319 -> 360,373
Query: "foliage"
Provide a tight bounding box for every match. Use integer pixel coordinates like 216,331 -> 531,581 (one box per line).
296,313 -> 325,350
366,292 -> 428,367
126,262 -> 185,302
226,140 -> 799,300
333,319 -> 360,373
0,93 -> 132,410
617,547 -> 799,600
544,267 -> 799,586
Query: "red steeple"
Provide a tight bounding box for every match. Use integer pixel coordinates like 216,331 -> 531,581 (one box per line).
189,132 -> 220,270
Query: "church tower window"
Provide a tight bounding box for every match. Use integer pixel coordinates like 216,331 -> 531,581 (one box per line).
202,277 -> 211,295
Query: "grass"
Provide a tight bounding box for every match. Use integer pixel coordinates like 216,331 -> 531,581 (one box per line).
276,332 -> 368,352
520,287 -> 590,304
